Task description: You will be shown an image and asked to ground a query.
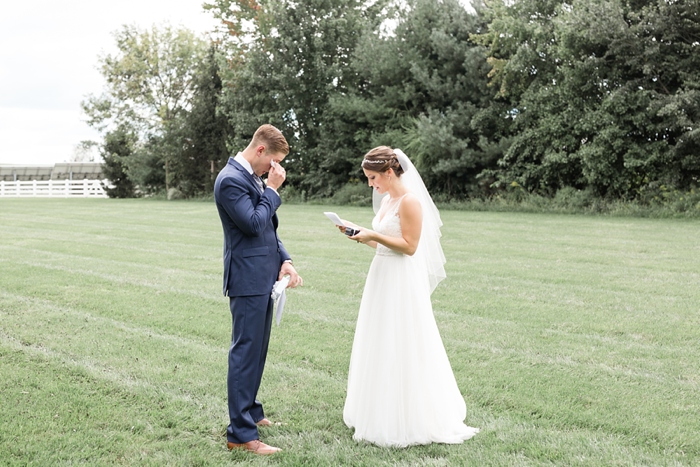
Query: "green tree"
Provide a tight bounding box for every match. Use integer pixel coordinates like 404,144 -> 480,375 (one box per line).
321,0 -> 499,198
82,24 -> 208,194
206,0 -> 384,194
170,45 -> 233,198
100,127 -> 137,198
476,0 -> 700,198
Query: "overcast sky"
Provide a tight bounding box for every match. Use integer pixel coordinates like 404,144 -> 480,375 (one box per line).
0,1 -> 218,165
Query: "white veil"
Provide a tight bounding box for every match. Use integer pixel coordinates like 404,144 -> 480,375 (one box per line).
372,149 -> 446,293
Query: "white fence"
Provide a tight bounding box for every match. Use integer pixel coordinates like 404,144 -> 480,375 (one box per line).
0,179 -> 108,198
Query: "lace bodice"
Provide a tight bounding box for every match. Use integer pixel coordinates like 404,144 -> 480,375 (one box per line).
372,195 -> 406,257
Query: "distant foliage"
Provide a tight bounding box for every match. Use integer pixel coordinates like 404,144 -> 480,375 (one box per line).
206,0 -> 385,195
100,127 -> 137,198
474,0 -> 700,199
82,24 -> 209,197
170,46 -> 233,198
85,0 -> 699,203
320,0 -> 501,198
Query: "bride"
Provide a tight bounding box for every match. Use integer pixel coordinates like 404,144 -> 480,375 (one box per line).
340,146 -> 479,447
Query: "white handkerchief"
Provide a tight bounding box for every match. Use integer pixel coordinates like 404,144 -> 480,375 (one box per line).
271,275 -> 290,325
275,290 -> 286,326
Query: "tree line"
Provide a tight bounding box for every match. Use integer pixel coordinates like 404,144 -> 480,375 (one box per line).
83,0 -> 699,202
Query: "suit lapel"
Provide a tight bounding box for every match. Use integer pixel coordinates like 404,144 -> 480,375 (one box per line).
230,159 -> 260,193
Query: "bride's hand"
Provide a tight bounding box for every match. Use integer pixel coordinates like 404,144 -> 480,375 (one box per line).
349,228 -> 372,244
337,219 -> 360,234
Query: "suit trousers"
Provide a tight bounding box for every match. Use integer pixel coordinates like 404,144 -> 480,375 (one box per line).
226,293 -> 274,443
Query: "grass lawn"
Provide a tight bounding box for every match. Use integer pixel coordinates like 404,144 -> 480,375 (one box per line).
0,198 -> 698,466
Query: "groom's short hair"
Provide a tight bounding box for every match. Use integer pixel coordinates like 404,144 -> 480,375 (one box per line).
252,124 -> 289,155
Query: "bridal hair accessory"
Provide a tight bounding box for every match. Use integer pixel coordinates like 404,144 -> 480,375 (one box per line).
361,154 -> 401,170
362,159 -> 390,164
372,149 -> 447,293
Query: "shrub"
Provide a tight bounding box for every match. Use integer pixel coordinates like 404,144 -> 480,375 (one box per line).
329,182 -> 372,207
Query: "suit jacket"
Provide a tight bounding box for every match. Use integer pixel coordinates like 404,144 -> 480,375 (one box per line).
214,157 -> 291,297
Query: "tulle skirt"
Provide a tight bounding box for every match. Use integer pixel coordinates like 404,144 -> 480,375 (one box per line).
343,252 -> 479,447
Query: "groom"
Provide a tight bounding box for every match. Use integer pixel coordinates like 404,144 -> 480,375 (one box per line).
214,124 -> 302,455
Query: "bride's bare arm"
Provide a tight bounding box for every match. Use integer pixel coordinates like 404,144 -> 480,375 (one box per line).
360,238 -> 379,249
351,195 -> 422,256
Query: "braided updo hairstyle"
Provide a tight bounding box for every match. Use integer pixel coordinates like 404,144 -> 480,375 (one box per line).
361,146 -> 405,177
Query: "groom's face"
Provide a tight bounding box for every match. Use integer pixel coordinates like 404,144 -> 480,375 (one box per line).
253,146 -> 286,176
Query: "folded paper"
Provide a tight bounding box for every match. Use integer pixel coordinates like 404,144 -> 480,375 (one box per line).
324,211 -> 346,227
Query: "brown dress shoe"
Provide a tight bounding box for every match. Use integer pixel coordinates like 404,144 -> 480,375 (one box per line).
227,439 -> 281,455
256,418 -> 272,427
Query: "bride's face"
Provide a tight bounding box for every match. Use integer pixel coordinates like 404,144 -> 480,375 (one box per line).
363,168 -> 391,194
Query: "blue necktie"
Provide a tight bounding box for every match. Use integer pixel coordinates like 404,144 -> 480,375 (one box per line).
253,174 -> 264,193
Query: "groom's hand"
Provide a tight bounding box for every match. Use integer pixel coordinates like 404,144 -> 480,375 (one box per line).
267,161 -> 286,190
279,262 -> 302,288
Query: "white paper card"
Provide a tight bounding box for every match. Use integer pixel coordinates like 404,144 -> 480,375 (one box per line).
324,211 -> 346,227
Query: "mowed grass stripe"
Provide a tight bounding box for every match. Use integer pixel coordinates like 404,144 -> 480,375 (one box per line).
0,245 -> 220,296
0,225 -> 221,265
0,290 -> 225,400
0,340 -> 228,466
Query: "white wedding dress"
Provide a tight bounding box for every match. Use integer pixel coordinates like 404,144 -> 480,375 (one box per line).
343,195 -> 479,447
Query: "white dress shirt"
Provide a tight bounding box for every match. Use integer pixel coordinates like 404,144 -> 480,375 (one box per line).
234,153 -> 279,197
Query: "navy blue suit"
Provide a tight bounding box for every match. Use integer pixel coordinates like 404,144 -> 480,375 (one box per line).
214,157 -> 291,444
